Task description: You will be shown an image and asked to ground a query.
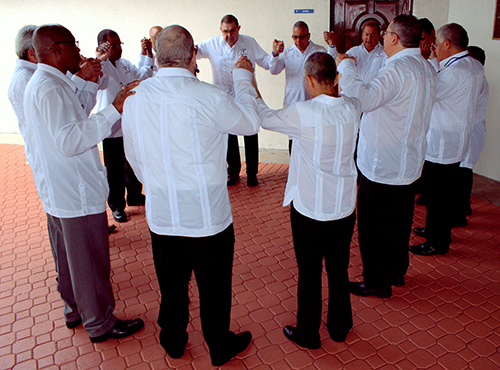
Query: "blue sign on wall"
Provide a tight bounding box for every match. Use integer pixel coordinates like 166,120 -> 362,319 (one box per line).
294,9 -> 314,14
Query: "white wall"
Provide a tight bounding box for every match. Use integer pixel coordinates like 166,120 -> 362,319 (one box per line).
1,0 -> 330,150
2,0 -> 499,181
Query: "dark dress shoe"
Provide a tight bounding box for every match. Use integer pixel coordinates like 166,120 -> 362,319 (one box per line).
211,331 -> 252,367
108,224 -> 117,234
247,175 -> 258,187
66,317 -> 82,329
409,242 -> 447,256
161,332 -> 189,359
127,194 -> 145,206
283,326 -> 321,349
112,210 -> 127,223
413,227 -> 427,238
90,318 -> 144,343
452,217 -> 468,228
227,175 -> 240,186
349,281 -> 392,298
393,275 -> 405,287
415,195 -> 426,205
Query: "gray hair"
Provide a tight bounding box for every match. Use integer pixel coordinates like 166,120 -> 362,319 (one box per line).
303,52 -> 337,85
156,25 -> 194,68
15,25 -> 37,60
293,21 -> 309,32
437,23 -> 468,50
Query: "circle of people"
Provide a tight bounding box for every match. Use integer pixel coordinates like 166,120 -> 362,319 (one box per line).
8,13 -> 487,367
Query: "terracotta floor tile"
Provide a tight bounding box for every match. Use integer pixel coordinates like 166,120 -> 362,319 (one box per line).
1,144 -> 500,369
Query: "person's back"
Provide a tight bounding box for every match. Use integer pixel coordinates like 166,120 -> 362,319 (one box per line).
123,67 -> 259,235
340,46 -> 437,185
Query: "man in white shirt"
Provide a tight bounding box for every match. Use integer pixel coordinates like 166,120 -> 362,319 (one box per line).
8,25 -> 38,140
95,29 -> 154,223
197,14 -> 271,186
410,24 -> 484,256
23,24 -> 143,343
269,21 -> 327,153
337,15 -> 437,298
122,25 -> 260,366
456,46 -> 489,224
251,51 -> 360,348
325,21 -> 386,83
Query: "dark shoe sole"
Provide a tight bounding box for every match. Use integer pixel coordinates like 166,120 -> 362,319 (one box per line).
66,318 -> 82,329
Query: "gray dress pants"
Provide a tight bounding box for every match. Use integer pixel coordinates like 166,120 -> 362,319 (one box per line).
46,212 -> 116,337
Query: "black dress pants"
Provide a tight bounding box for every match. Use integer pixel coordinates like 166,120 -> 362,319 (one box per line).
102,137 -> 143,211
423,161 -> 461,252
357,175 -> 416,288
290,205 -> 355,341
227,134 -> 258,177
456,166 -> 473,220
150,224 -> 235,360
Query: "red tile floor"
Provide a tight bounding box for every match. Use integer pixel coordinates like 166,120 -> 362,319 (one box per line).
1,143 -> 500,370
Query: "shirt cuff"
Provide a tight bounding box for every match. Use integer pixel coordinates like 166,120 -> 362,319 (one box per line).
337,58 -> 355,75
232,68 -> 253,82
99,104 -> 121,123
139,54 -> 154,66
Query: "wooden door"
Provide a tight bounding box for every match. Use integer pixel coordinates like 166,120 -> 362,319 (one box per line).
330,0 -> 413,53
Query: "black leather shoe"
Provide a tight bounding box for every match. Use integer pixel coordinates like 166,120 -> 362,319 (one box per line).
393,275 -> 405,287
66,317 -> 82,329
161,332 -> 189,360
90,318 -> 144,343
415,195 -> 426,205
452,217 -> 468,228
247,175 -> 258,187
349,281 -> 392,298
283,326 -> 321,349
211,331 -> 252,366
409,242 -> 447,256
127,194 -> 145,206
108,224 -> 117,234
112,210 -> 127,223
227,175 -> 240,186
413,227 -> 427,238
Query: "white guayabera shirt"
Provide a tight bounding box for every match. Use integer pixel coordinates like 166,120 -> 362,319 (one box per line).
269,40 -> 326,108
23,63 -> 121,218
256,94 -> 361,221
425,51 -> 485,165
338,48 -> 437,185
122,68 -> 260,237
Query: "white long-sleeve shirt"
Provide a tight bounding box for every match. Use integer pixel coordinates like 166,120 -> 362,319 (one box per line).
255,94 -> 360,221
96,55 -> 153,138
461,77 -> 489,169
122,68 -> 260,237
329,43 -> 386,82
269,41 -> 326,107
23,63 -> 121,218
425,51 -> 485,165
338,48 -> 437,185
197,34 -> 271,96
8,59 -> 37,138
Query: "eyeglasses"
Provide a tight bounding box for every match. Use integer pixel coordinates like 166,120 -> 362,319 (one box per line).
292,34 -> 309,40
381,31 -> 398,38
52,40 -> 80,48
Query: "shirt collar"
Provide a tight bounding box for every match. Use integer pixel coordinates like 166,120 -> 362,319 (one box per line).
16,59 -> 37,71
438,50 -> 469,69
37,63 -> 77,92
363,43 -> 382,54
155,67 -> 197,79
386,47 -> 421,63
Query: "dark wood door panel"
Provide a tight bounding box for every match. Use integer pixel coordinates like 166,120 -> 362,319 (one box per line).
331,0 -> 413,53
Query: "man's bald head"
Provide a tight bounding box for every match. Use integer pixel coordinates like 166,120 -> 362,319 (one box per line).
33,24 -> 81,74
156,25 -> 194,69
149,26 -> 163,53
